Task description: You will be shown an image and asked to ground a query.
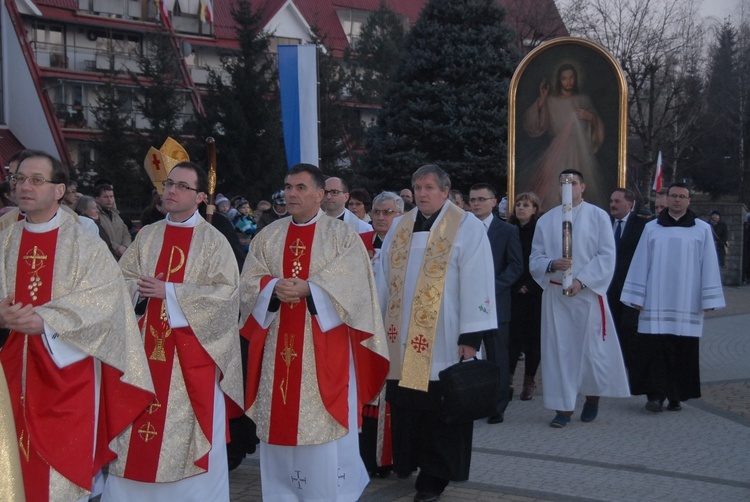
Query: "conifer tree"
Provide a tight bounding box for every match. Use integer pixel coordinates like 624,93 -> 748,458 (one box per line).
92,49 -> 144,200
362,0 -> 518,193
131,33 -> 185,152
191,0 -> 286,203
689,22 -> 741,198
343,2 -> 406,105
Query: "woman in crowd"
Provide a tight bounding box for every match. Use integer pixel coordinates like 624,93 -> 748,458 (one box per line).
507,192 -> 544,400
0,181 -> 14,216
348,188 -> 372,223
75,195 -> 115,255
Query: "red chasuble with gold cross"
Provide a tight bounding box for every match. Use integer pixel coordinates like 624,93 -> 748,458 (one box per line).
0,228 -> 152,500
241,221 -> 388,446
122,226 -> 218,482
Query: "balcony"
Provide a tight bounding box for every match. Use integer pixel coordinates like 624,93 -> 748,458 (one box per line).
34,43 -> 141,74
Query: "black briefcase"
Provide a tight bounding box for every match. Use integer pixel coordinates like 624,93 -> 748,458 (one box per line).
438,357 -> 500,424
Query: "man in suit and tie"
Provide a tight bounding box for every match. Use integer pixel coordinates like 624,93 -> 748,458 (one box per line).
607,188 -> 647,373
469,183 -> 523,424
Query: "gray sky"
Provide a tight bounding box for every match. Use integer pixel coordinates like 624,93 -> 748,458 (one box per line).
698,0 -> 746,21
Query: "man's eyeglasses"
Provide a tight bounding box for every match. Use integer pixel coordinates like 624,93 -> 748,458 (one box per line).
668,193 -> 689,199
8,174 -> 58,186
469,197 -> 494,203
324,189 -> 343,196
371,209 -> 396,216
162,180 -> 198,192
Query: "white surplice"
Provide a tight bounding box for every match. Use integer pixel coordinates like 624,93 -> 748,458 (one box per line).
530,201 -> 630,411
620,218 -> 725,337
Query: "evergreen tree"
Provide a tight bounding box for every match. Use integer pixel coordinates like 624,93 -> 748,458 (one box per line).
189,0 -> 286,203
343,2 -> 406,105
91,48 -> 144,200
312,31 -> 353,174
362,0 -> 519,193
738,19 -> 750,203
131,33 -> 185,154
689,22 -> 742,198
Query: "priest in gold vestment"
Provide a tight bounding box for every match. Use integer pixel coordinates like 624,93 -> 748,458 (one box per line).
103,162 -> 243,501
240,164 -> 389,501
0,151 -> 154,501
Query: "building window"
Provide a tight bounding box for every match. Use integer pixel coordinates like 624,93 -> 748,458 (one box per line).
269,37 -> 301,54
336,9 -> 370,48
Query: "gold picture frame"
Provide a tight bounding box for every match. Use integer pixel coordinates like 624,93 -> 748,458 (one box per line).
508,37 -> 627,213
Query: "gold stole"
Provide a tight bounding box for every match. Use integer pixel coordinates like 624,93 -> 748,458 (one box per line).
384,204 -> 463,391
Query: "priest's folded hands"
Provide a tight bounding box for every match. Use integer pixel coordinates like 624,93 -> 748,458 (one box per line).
0,294 -> 44,334
273,277 -> 311,304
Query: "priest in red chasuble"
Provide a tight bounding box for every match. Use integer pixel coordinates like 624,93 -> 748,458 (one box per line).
103,162 -> 243,501
0,151 -> 154,501
240,163 -> 389,501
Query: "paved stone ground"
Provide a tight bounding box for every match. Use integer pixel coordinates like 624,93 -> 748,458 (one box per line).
229,285 -> 750,501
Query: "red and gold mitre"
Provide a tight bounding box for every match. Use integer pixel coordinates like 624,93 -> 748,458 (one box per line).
143,138 -> 190,195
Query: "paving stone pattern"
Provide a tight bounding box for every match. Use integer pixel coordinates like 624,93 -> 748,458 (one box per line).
229,285 -> 750,501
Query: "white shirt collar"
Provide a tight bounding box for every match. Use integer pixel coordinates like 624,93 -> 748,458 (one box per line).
24,209 -> 62,233
479,212 -> 493,230
166,210 -> 200,228
293,209 -> 324,227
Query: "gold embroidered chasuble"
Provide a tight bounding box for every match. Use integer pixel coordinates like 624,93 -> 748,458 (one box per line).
109,217 -> 243,482
0,210 -> 154,501
240,214 -> 389,445
0,367 -> 24,501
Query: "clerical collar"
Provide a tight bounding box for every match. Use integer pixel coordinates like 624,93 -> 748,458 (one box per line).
414,210 -> 440,232
658,208 -> 696,228
24,209 -> 62,233
292,209 -> 323,227
373,234 -> 383,249
166,210 -> 200,228
335,210 -> 346,221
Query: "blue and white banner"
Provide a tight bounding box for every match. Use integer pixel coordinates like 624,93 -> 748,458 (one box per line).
278,45 -> 319,169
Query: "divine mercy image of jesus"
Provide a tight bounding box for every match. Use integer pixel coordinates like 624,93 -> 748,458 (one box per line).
520,63 -> 604,211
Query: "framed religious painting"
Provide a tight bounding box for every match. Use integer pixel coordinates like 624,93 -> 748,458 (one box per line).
507,37 -> 627,213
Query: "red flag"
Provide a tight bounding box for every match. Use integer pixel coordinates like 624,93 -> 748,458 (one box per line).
652,151 -> 663,191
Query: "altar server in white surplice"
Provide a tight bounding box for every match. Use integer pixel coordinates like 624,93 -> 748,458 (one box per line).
529,169 -> 629,429
621,182 -> 724,414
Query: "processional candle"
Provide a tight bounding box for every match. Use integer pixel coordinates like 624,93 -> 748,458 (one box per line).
560,173 -> 574,295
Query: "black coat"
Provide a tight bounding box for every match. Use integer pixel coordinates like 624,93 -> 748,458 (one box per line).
487,217 -> 523,324
608,213 -> 647,327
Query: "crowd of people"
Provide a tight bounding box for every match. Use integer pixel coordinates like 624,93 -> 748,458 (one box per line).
0,147 -> 730,502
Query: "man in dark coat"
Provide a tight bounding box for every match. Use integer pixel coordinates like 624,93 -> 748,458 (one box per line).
607,188 -> 646,373
469,183 -> 523,424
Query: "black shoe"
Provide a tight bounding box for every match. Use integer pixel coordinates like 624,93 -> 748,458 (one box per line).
667,400 -> 682,411
414,492 -> 441,502
645,400 -> 663,413
487,413 -> 504,424
580,401 -> 599,422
